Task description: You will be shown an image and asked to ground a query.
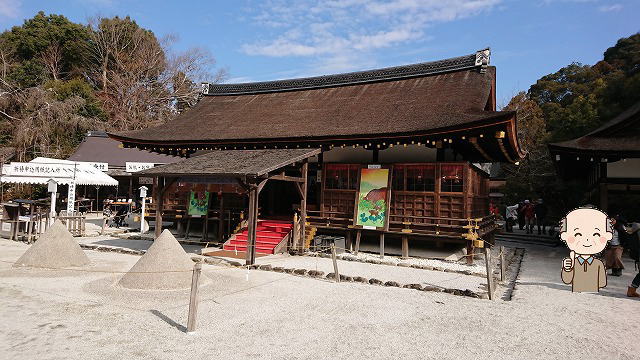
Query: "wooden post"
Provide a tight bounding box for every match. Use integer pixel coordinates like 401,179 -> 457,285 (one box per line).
379,233 -> 385,258
331,243 -> 340,283
401,235 -> 409,259
499,245 -> 506,282
245,188 -> 258,266
217,193 -> 224,241
154,177 -> 164,239
300,161 -> 308,250
354,230 -> 362,255
484,246 -> 494,300
466,241 -> 474,265
186,261 -> 202,333
345,231 -> 352,252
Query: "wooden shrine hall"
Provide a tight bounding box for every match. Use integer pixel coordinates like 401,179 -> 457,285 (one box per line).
110,48 -> 524,264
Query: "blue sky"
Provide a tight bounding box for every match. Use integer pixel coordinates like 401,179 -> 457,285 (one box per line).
0,0 -> 638,107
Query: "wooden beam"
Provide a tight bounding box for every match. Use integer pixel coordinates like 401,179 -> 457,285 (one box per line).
264,174 -> 305,183
496,138 -> 515,163
294,182 -> 304,199
469,137 -> 494,162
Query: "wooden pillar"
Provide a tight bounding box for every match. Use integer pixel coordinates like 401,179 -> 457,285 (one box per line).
373,148 -> 379,163
379,233 -> 385,258
128,177 -> 133,200
599,182 -> 608,212
245,187 -> 258,266
401,235 -> 409,259
218,193 -> 224,241
345,231 -> 352,252
354,230 -> 362,255
154,177 -> 164,239
300,161 -> 308,250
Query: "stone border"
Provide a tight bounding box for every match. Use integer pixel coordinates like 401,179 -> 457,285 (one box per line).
306,251 -> 489,278
208,257 -> 485,300
501,248 -> 526,301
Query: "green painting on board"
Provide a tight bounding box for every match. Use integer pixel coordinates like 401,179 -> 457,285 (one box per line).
188,191 -> 209,216
355,168 -> 389,228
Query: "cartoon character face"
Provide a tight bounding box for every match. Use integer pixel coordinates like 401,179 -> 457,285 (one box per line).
560,208 -> 612,255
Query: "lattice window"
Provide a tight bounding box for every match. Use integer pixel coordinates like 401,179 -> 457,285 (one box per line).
441,164 -> 464,192
324,164 -> 359,190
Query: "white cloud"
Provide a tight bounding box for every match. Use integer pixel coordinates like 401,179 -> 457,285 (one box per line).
598,4 -> 622,12
241,0 -> 501,70
0,0 -> 20,18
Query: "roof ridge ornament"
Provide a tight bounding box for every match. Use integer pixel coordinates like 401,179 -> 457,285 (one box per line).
201,82 -> 210,95
475,48 -> 491,73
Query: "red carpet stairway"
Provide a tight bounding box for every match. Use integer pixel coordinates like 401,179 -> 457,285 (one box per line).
223,220 -> 293,255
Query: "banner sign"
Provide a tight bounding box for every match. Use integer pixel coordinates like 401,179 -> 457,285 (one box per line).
4,163 -> 80,177
67,181 -> 76,214
126,162 -> 155,173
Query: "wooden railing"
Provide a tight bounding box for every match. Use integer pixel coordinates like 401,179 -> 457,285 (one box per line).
307,210 -> 497,241
57,212 -> 86,237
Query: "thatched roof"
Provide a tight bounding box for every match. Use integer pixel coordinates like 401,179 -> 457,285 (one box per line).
549,101 -> 640,157
137,148 -> 320,178
109,50 -> 523,163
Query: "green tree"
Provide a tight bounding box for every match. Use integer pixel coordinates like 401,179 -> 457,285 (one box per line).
0,11 -> 90,86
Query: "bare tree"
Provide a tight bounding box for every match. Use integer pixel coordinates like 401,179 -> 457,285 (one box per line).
40,43 -> 63,80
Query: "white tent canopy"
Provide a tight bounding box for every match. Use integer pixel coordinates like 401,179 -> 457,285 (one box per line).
1,157 -> 118,186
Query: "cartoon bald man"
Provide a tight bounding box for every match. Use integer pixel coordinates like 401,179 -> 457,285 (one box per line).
560,207 -> 611,292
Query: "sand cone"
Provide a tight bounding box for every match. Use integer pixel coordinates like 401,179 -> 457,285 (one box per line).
13,220 -> 90,268
118,229 -> 196,290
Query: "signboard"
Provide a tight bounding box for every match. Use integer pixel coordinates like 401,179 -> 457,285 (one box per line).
354,167 -> 390,229
188,191 -> 209,217
85,162 -> 108,172
67,181 -> 76,214
126,162 -> 155,173
4,163 -> 77,177
139,177 -> 154,185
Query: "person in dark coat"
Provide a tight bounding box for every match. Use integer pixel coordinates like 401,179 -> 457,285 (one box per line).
534,199 -> 548,235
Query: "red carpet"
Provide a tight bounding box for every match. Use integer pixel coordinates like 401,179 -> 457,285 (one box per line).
223,220 -> 293,254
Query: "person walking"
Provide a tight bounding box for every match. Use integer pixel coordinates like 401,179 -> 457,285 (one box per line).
626,222 -> 640,298
505,204 -> 518,233
517,201 -> 525,230
534,198 -> 548,235
605,216 -> 625,276
523,200 -> 535,234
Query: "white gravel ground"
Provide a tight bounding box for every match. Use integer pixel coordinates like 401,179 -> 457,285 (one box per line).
1,239 -> 639,360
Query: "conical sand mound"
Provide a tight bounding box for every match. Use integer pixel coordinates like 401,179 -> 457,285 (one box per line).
14,220 -> 90,268
118,229 -> 195,290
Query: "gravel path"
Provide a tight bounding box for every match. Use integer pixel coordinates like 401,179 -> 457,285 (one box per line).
1,240 -> 639,360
